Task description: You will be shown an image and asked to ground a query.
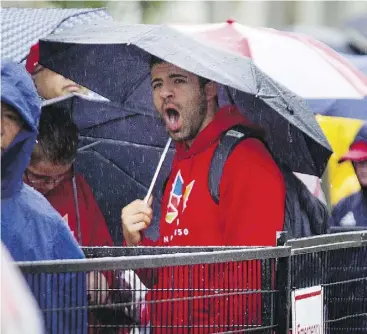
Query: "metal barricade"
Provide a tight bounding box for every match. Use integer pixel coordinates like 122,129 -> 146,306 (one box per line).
284,231 -> 367,333
18,246 -> 291,334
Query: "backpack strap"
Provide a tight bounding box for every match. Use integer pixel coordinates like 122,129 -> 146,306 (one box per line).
209,125 -> 263,204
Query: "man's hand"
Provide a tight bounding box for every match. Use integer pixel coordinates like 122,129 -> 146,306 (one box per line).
121,197 -> 153,246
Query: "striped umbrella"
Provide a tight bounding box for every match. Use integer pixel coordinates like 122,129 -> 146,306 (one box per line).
1,7 -> 112,63
173,19 -> 367,99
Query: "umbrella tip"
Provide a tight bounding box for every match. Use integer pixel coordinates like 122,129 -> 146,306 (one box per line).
226,18 -> 235,24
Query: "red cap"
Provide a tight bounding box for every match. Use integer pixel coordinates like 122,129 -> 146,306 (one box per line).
25,43 -> 40,74
338,141 -> 367,163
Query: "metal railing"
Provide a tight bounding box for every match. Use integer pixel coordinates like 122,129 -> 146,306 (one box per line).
16,231 -> 367,334
283,231 -> 367,334
18,246 -> 291,334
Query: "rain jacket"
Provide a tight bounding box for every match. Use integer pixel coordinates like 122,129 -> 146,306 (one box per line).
148,105 -> 285,332
330,191 -> 367,227
1,62 -> 87,334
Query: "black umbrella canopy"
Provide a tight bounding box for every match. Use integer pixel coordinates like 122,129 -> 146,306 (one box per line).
43,94 -> 173,242
39,21 -> 332,177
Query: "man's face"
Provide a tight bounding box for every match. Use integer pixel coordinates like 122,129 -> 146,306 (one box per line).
1,102 -> 23,153
354,160 -> 367,187
24,160 -> 72,195
151,62 -> 208,143
33,66 -> 87,100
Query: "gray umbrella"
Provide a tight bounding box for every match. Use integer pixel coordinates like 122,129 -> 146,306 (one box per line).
1,7 -> 112,63
39,21 -> 332,176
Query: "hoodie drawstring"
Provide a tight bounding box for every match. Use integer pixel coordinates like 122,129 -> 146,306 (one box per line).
71,165 -> 82,244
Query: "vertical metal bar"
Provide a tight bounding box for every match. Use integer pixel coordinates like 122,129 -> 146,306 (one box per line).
261,258 -> 272,327
275,254 -> 291,334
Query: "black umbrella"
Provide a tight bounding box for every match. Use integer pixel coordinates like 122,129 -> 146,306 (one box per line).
43,94 -> 173,243
39,21 -> 331,177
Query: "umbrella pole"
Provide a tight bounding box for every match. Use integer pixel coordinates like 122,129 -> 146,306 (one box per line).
321,166 -> 332,213
144,138 -> 172,203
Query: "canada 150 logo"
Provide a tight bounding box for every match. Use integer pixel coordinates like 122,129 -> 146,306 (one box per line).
164,170 -> 195,242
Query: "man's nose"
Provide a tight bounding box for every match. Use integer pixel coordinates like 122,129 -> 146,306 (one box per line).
42,182 -> 57,193
159,85 -> 174,99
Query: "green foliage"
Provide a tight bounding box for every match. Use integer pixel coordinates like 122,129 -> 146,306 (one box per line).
50,1 -> 107,9
49,1 -> 166,24
140,1 -> 165,23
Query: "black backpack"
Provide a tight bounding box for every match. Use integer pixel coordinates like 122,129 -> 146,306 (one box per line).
208,125 -> 329,239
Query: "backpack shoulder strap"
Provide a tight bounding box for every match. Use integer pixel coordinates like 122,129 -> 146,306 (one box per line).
209,125 -> 262,204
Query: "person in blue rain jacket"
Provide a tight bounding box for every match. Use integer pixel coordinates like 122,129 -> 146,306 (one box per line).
330,123 -> 367,227
1,61 -> 87,334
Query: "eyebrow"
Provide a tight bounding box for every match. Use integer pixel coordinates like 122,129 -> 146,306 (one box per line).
3,109 -> 22,121
151,73 -> 188,85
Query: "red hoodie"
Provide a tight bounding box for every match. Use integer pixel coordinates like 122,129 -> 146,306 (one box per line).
45,173 -> 113,247
147,105 -> 285,333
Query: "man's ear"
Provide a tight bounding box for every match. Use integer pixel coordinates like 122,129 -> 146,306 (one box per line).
204,81 -> 217,102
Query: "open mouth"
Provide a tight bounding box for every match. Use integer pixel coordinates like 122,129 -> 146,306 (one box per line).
164,107 -> 182,132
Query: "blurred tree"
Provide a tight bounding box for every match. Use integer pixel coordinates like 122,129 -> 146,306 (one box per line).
50,1 -> 106,8
139,1 -> 165,23
50,1 -> 165,23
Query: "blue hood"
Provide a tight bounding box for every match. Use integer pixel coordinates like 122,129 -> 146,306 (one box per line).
1,62 -> 41,198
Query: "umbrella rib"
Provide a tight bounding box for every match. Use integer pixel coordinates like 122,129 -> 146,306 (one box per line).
79,135 -> 175,152
80,147 -> 149,192
122,71 -> 150,106
78,113 -> 161,131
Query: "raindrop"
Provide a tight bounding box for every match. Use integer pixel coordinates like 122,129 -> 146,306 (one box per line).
288,125 -> 293,144
286,105 -> 294,115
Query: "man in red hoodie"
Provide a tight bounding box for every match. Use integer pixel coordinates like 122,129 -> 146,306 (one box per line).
24,104 -> 113,247
122,57 -> 286,332
23,104 -> 116,330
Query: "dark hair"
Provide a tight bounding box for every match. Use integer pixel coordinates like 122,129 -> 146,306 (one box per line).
150,55 -> 210,88
30,105 -> 78,165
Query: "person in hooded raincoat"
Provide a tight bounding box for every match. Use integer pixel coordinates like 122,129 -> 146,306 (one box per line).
1,61 -> 87,334
330,123 -> 367,226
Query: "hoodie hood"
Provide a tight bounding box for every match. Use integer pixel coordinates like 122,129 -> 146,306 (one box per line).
176,105 -> 264,160
1,62 -> 41,198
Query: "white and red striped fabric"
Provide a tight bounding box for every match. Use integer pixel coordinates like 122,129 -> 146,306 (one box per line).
172,20 -> 367,99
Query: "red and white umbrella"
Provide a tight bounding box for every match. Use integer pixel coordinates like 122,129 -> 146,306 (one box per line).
172,20 -> 367,99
